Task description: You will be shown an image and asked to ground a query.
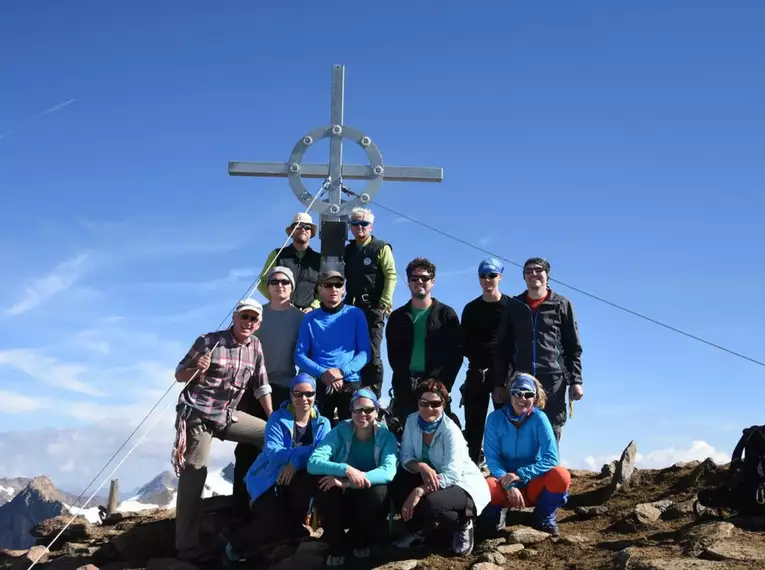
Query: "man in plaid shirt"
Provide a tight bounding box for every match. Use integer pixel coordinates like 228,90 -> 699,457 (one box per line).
172,298 -> 271,562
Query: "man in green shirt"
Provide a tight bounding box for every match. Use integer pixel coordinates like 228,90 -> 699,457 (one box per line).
257,212 -> 322,311
386,257 -> 462,426
343,207 -> 397,398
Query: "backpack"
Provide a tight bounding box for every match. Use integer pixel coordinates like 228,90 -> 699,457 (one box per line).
697,425 -> 765,515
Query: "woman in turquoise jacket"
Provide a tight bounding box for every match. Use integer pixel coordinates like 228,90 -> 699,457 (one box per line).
391,379 -> 491,557
307,388 -> 398,567
483,372 -> 571,535
225,373 -> 331,563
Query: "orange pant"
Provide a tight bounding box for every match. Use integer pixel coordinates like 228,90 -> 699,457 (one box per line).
487,466 -> 571,507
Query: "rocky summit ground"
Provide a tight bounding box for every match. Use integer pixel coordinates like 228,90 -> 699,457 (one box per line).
3,444 -> 765,570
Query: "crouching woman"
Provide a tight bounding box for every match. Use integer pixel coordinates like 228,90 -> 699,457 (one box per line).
225,373 -> 331,562
392,380 -> 491,557
307,388 -> 399,567
484,372 -> 571,535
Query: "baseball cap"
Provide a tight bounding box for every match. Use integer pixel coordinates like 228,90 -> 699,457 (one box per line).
319,270 -> 345,283
234,298 -> 263,315
478,258 -> 504,275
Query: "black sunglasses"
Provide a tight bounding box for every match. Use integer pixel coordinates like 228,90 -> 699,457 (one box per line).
350,220 -> 371,227
352,406 -> 376,414
409,275 -> 432,283
511,390 -> 535,399
292,390 -> 315,399
292,223 -> 313,231
480,273 -> 499,280
418,399 -> 443,409
238,313 -> 260,322
269,279 -> 292,286
323,281 -> 344,289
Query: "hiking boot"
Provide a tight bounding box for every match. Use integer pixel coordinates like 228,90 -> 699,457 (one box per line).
531,489 -> 567,538
392,530 -> 426,550
451,518 -> 475,556
352,546 -> 371,559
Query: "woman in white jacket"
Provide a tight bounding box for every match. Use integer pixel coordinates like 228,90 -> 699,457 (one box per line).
391,379 -> 491,557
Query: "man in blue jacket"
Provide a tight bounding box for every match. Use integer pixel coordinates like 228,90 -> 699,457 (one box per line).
295,270 -> 371,424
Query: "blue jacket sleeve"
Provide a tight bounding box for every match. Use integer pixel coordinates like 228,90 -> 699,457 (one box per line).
436,423 -> 466,490
290,416 -> 332,470
340,309 -> 371,378
515,413 -> 559,485
307,424 -> 349,478
399,415 -> 418,472
294,316 -> 327,379
483,412 -> 508,479
364,431 -> 399,486
262,415 -> 292,466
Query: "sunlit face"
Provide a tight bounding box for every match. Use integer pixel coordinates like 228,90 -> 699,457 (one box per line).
290,382 -> 316,412
479,272 -> 502,294
232,310 -> 261,340
418,391 -> 444,423
319,278 -> 345,307
510,387 -> 536,416
350,215 -> 373,241
290,222 -> 313,245
268,272 -> 293,303
523,264 -> 547,290
408,267 -> 434,300
351,397 -> 377,428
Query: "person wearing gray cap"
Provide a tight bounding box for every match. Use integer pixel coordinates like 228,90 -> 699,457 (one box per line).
295,270 -> 371,424
256,212 -> 322,311
493,257 -> 584,444
232,266 -> 305,518
171,299 -> 270,563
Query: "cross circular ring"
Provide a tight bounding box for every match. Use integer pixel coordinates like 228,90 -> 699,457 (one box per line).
286,124 -> 384,216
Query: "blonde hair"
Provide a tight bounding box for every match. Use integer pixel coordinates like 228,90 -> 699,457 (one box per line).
506,372 -> 547,410
350,207 -> 374,222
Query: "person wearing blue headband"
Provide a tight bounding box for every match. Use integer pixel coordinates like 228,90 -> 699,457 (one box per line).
459,257 -> 511,465
225,373 -> 331,564
482,372 -> 571,536
391,379 -> 490,557
307,388 -> 399,567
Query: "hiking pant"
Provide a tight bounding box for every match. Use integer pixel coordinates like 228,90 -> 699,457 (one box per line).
228,470 -> 316,556
537,373 -> 567,443
461,367 -> 501,464
232,385 -> 292,517
314,483 -> 389,556
487,466 -> 570,526
175,410 -> 266,556
391,469 -> 474,533
317,380 -> 360,426
359,306 -> 385,398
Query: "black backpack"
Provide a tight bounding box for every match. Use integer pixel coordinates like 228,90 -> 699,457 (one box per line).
697,425 -> 765,515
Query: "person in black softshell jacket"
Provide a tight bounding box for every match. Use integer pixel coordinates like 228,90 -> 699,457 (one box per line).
493,257 -> 583,444
386,257 -> 463,427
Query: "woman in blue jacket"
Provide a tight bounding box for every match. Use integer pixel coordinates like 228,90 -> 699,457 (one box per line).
225,373 -> 331,562
391,379 -> 490,557
307,388 -> 398,567
483,372 -> 571,535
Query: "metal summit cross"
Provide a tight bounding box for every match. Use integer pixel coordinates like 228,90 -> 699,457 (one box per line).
228,64 -> 443,272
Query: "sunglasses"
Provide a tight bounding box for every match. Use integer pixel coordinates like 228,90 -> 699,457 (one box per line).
511,390 -> 536,399
352,406 -> 376,414
409,275 -> 432,283
524,267 -> 545,275
350,220 -> 371,227
323,281 -> 343,289
418,399 -> 443,409
292,390 -> 315,399
292,224 -> 313,231
269,279 -> 292,286
238,313 -> 260,322
480,273 -> 499,280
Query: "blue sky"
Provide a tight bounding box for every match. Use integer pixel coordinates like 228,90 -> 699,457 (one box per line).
1,1 -> 764,490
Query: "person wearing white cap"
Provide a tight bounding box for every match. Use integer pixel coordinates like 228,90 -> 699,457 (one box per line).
257,212 -> 322,311
232,267 -> 306,517
171,298 -> 271,562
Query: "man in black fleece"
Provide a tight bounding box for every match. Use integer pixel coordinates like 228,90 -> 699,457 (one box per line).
385,257 -> 463,426
493,257 -> 584,443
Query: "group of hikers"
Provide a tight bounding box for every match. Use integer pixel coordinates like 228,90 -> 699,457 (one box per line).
170,207 -> 585,567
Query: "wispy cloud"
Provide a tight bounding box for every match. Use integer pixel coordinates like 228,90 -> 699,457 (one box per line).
4,252 -> 92,317
0,349 -> 103,396
578,440 -> 729,472
0,98 -> 77,142
478,236 -> 491,247
137,268 -> 257,293
0,390 -> 47,413
392,216 -> 412,225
